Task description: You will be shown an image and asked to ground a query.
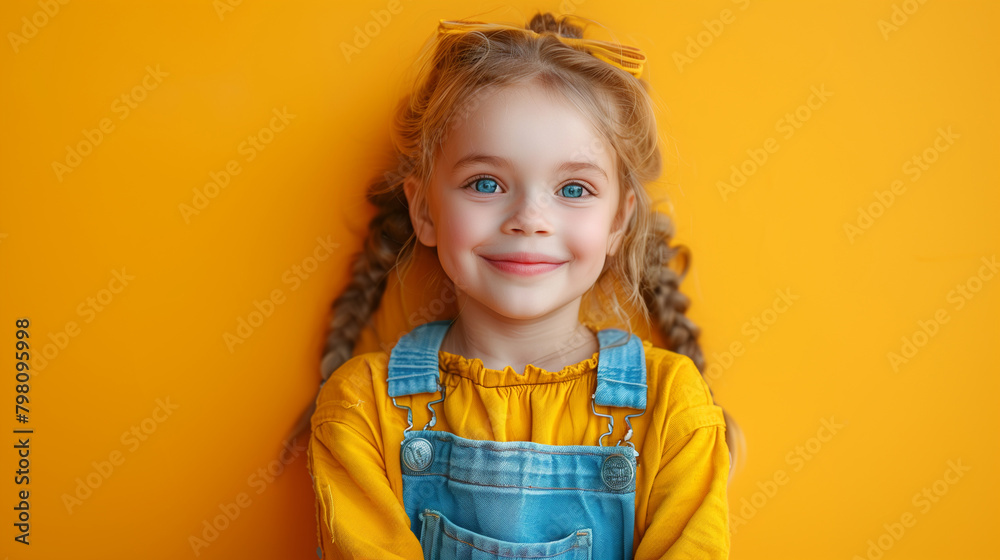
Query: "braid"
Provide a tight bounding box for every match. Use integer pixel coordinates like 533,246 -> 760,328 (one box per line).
642,210 -> 745,475
642,211 -> 703,369
319,182 -> 413,381
286,177 -> 412,442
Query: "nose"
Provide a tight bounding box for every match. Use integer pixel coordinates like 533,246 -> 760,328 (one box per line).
502,191 -> 552,235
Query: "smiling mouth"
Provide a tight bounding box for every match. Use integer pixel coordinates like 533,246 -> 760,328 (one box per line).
481,253 -> 566,276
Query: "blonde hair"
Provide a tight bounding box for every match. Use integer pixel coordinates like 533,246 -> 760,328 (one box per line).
302,12 -> 742,470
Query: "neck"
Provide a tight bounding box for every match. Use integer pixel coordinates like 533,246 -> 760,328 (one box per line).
441,296 -> 598,373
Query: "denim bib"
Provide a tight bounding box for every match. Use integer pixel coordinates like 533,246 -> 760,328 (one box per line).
388,321 -> 646,560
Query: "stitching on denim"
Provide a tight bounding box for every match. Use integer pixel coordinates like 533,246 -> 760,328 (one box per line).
596,379 -> 646,388
440,525 -> 586,558
403,472 -> 635,494
444,439 -> 612,458
388,370 -> 438,381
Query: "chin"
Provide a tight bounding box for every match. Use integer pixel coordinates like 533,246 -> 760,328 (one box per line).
485,298 -> 573,322
491,308 -> 551,322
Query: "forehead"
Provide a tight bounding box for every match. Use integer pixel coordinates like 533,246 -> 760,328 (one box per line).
437,81 -> 616,175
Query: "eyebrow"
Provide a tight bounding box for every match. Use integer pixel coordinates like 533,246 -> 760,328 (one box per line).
452,153 -> 609,181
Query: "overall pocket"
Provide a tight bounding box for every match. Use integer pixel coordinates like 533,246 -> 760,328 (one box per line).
418,509 -> 592,560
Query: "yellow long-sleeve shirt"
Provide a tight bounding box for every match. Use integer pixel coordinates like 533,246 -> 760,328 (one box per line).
308,336 -> 730,559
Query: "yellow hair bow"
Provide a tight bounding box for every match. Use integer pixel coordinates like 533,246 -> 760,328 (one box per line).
437,17 -> 647,79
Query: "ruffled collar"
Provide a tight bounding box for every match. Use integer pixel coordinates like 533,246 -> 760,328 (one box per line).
437,350 -> 599,387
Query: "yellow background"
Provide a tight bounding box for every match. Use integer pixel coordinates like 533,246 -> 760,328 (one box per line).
2,0 -> 997,558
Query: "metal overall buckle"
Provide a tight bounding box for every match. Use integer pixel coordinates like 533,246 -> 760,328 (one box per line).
590,393 -> 644,451
391,382 -> 446,434
591,393 -> 643,490
393,383 -> 445,473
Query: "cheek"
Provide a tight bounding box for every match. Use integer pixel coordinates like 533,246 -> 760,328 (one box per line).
432,200 -> 494,275
562,210 -> 617,260
437,200 -> 490,242
572,232 -> 612,265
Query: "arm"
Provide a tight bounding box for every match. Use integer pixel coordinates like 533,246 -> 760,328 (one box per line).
307,355 -> 424,559
633,424 -> 730,559
633,353 -> 731,559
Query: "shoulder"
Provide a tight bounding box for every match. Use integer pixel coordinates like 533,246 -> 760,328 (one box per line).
312,351 -> 390,424
641,341 -> 725,437
642,342 -> 716,410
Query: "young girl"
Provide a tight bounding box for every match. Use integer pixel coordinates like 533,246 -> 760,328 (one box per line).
307,12 -> 737,559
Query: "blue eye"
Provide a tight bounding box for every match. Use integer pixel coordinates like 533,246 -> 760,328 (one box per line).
472,178 -> 499,193
559,184 -> 586,198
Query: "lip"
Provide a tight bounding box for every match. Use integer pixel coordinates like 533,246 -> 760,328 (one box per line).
480,252 -> 567,276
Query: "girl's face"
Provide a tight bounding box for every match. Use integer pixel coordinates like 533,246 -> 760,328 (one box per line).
407,80 -> 635,324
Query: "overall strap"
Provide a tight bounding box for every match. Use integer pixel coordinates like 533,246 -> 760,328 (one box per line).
594,329 -> 647,411
387,320 -> 451,398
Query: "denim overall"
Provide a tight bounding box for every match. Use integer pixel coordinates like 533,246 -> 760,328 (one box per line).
388,321 -> 646,560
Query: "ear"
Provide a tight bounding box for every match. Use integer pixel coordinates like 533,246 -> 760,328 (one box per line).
607,189 -> 636,257
404,176 -> 437,247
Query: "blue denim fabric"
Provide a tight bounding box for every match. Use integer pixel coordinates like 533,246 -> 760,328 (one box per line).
389,322 -> 646,560
387,320 -> 452,398
593,329 -> 647,410
419,508 -> 593,560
